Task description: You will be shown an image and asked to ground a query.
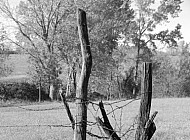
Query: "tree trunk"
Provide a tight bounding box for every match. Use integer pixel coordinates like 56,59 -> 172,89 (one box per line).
66,64 -> 77,97
133,38 -> 141,97
49,83 -> 56,100
66,67 -> 72,97
49,62 -> 58,100
49,79 -> 58,100
73,66 -> 77,95
38,77 -> 41,102
74,8 -> 92,140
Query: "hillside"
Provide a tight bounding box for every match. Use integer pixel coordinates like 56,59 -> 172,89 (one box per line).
0,54 -> 30,82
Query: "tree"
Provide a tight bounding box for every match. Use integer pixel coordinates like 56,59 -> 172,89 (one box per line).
0,23 -> 13,77
83,0 -> 134,98
176,41 -> 190,96
0,0 -> 135,100
119,0 -> 183,97
0,0 -> 73,99
55,5 -> 80,98
152,52 -> 180,97
151,41 -> 190,98
55,0 -> 134,99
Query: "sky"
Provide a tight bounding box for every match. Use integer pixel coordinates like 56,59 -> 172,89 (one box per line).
156,0 -> 190,43
1,0 -> 190,43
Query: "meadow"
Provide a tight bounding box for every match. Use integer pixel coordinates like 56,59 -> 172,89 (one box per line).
6,54 -> 30,76
0,98 -> 190,140
0,54 -> 30,82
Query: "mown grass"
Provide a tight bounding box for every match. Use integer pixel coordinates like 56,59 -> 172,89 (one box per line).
0,98 -> 190,140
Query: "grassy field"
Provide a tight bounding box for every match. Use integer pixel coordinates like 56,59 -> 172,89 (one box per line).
6,54 -> 29,76
0,98 -> 190,140
0,54 -> 30,82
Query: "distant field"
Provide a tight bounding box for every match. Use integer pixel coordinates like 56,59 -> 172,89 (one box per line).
0,54 -> 30,82
0,98 -> 190,140
6,54 -> 30,76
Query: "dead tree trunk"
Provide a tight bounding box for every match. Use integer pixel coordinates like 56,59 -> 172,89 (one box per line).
74,8 -> 92,140
135,62 -> 157,140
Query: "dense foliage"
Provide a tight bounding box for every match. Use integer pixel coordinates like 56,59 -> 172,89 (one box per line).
0,24 -> 13,77
0,82 -> 49,101
153,41 -> 190,98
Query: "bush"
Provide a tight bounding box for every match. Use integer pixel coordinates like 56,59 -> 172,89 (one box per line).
88,92 -> 106,101
0,82 -> 49,101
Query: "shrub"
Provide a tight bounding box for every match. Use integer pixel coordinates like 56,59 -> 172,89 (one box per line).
0,82 -> 49,101
88,91 -> 106,101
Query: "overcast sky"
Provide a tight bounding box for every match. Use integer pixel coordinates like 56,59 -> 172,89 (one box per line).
2,0 -> 190,43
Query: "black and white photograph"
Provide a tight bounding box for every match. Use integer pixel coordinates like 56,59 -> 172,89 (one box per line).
0,0 -> 189,139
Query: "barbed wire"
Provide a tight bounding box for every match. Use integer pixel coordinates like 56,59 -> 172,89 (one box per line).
16,105 -> 64,111
0,97 -> 141,139
106,98 -> 140,116
0,124 -> 72,128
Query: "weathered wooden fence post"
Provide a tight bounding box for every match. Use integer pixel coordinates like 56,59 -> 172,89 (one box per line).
74,8 -> 92,140
135,62 -> 158,140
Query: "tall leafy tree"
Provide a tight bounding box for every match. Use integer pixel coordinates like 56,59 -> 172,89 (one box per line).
120,0 -> 183,97
176,41 -> 190,96
84,0 -> 134,97
0,0 -> 73,99
0,23 -> 13,77
153,52 -> 179,97
57,0 -> 134,98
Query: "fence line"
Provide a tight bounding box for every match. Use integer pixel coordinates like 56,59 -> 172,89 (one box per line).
16,105 -> 64,111
0,124 -> 72,128
0,98 -> 141,139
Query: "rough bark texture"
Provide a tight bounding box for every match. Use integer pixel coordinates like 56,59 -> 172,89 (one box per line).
74,8 -> 92,140
96,101 -> 121,140
135,62 -> 157,140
